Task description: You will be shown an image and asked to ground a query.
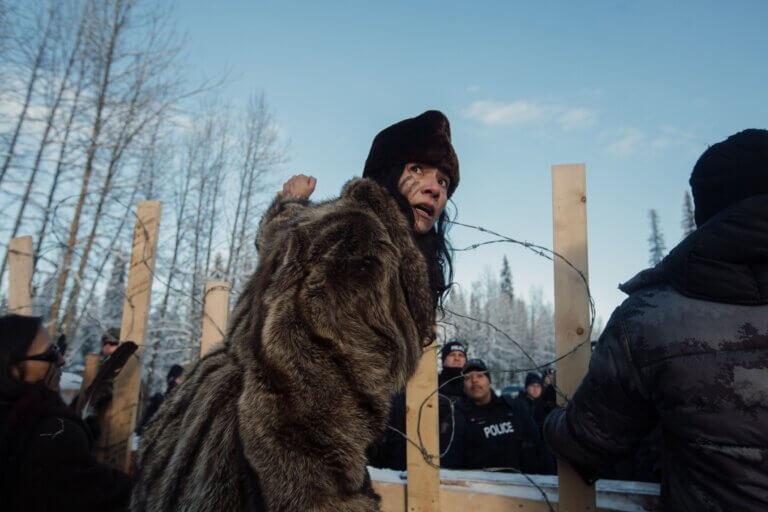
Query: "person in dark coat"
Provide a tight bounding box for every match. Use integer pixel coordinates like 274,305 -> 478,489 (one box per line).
366,390 -> 407,471
0,314 -> 130,511
510,372 -> 557,474
100,327 -> 121,360
137,364 -> 183,434
514,372 -> 542,416
437,340 -> 467,468
544,128 -> 768,511
438,340 -> 467,401
448,359 -> 544,473
537,369 -> 557,424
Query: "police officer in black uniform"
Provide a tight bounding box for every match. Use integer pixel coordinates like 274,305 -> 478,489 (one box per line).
437,341 -> 468,468
448,359 -> 546,473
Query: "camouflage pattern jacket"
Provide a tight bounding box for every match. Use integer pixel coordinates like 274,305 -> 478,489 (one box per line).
544,194 -> 768,511
132,179 -> 434,511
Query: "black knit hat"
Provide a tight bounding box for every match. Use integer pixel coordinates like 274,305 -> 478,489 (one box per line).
462,358 -> 490,382
166,364 -> 184,383
363,110 -> 460,197
440,341 -> 467,362
101,327 -> 120,346
689,128 -> 768,226
524,372 -> 542,387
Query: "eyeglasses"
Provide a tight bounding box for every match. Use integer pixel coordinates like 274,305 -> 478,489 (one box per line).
17,343 -> 64,364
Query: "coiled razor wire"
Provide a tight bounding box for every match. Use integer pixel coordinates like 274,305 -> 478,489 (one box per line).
12,196 -> 601,511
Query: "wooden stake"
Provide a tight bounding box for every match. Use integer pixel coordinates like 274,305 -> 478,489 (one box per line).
405,340 -> 440,512
199,280 -> 230,358
95,200 -> 162,472
552,164 -> 596,511
79,353 -> 101,398
8,236 -> 33,315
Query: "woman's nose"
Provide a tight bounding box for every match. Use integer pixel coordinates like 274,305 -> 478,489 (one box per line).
420,173 -> 440,195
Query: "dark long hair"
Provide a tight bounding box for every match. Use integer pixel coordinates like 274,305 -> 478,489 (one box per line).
0,314 -> 43,401
373,166 -> 454,311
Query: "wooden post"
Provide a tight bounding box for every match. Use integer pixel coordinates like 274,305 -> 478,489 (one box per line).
79,353 -> 101,397
95,200 -> 162,472
405,340 -> 440,512
8,236 -> 33,315
199,281 -> 230,358
552,164 -> 596,511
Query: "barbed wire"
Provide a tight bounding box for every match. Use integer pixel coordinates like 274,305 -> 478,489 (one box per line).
376,220 -> 596,511
2,191 -> 232,385
3,193 -> 594,510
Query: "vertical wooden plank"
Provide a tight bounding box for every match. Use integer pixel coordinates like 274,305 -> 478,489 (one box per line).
8,236 -> 33,315
405,340 -> 440,512
199,280 -> 230,358
79,353 -> 101,398
552,163 -> 596,511
95,200 -> 162,472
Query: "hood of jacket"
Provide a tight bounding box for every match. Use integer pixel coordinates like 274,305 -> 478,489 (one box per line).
621,194 -> 768,305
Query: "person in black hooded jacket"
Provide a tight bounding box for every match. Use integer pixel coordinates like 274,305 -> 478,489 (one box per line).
137,364 -> 184,434
0,315 -> 130,512
544,129 -> 768,511
437,340 -> 468,468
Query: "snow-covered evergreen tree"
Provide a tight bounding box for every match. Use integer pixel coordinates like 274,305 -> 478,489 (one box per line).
210,253 -> 226,280
439,261 -> 556,391
681,191 -> 696,238
648,209 -> 667,266
500,255 -> 514,302
101,249 -> 127,329
32,270 -> 57,319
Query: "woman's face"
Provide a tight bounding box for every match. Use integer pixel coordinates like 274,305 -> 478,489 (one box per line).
397,163 -> 450,234
14,327 -> 64,392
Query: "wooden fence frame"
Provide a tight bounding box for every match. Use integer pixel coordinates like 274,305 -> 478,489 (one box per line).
5,163 -> 655,509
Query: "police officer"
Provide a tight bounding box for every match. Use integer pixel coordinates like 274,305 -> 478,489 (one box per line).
438,341 -> 467,401
438,341 -> 468,468
450,359 -> 544,473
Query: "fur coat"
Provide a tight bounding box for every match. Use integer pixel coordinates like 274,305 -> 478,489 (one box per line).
132,178 -> 435,511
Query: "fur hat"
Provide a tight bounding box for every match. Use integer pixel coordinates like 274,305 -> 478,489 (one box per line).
440,341 -> 467,362
363,110 -> 460,197
690,128 -> 768,226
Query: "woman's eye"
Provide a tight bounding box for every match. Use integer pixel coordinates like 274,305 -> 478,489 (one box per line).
410,165 -> 422,174
438,178 -> 449,188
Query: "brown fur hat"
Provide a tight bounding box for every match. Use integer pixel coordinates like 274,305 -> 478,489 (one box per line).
363,110 -> 460,197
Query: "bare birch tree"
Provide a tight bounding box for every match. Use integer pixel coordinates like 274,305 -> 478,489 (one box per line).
0,2 -> 56,186
0,2 -> 87,289
226,93 -> 286,292
49,0 -> 192,335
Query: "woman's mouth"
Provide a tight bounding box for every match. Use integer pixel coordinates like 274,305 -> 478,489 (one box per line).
413,204 -> 434,219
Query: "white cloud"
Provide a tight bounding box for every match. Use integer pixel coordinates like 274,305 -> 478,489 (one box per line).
464,100 -> 549,125
604,125 -> 701,158
606,129 -> 645,157
558,108 -> 596,131
464,99 -> 596,131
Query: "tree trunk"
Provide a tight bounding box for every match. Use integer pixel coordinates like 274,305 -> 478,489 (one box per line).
33,56 -> 87,275
0,10 -> 85,289
48,2 -> 126,334
0,8 -> 54,186
69,182 -> 139,347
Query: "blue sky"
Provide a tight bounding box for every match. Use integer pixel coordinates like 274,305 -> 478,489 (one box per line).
176,1 -> 768,324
